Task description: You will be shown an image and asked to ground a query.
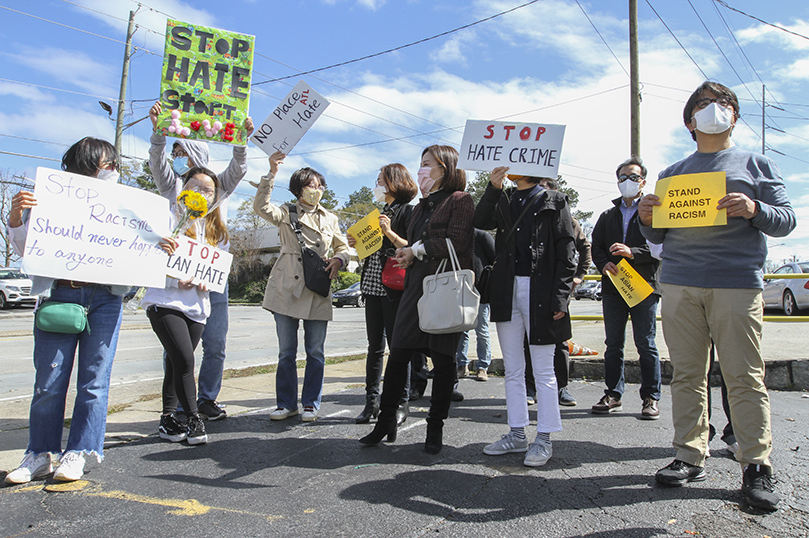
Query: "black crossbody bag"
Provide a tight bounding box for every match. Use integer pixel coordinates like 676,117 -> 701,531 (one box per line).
287,204 -> 332,297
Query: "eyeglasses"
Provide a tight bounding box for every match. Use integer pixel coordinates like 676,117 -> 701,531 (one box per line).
618,174 -> 643,183
171,149 -> 189,159
694,97 -> 732,110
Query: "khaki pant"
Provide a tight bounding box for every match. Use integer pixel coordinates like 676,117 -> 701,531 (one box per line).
660,283 -> 772,467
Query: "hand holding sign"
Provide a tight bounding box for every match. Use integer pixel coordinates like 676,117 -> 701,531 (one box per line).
606,259 -> 654,307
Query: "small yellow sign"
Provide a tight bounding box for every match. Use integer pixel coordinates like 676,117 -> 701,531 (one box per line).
607,259 -> 654,308
652,172 -> 727,228
347,209 -> 383,260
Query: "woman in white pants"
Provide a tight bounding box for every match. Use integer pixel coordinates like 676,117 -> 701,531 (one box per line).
473,166 -> 576,466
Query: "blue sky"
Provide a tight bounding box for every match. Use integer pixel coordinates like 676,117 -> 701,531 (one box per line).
1,0 -> 807,264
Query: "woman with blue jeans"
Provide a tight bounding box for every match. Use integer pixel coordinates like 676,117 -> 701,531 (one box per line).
253,151 -> 349,423
5,138 -> 128,484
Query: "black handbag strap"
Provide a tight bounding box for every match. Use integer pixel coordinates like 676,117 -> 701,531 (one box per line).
489,187 -> 545,266
287,204 -> 309,252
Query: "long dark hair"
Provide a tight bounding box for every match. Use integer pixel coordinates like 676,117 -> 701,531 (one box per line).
423,145 -> 466,192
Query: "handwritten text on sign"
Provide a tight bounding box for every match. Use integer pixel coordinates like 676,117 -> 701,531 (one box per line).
251,80 -> 331,156
347,210 -> 383,260
652,172 -> 727,228
606,259 -> 655,308
165,235 -> 233,293
22,168 -> 170,287
157,19 -> 255,146
457,120 -> 566,177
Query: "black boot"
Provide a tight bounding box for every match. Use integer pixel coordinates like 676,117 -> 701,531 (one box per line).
395,401 -> 409,427
359,409 -> 397,445
424,419 -> 443,454
355,394 -> 380,424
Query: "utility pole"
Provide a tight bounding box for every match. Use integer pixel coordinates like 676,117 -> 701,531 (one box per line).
762,84 -> 766,155
115,10 -> 137,159
629,0 -> 641,160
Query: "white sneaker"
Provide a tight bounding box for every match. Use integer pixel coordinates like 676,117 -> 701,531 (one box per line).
524,440 -> 552,467
270,407 -> 298,421
301,406 -> 318,422
5,452 -> 52,484
483,432 -> 529,455
53,451 -> 85,482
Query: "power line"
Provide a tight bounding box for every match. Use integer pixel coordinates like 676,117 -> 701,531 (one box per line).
0,150 -> 61,162
713,0 -> 809,42
0,77 -> 122,103
0,134 -> 70,147
574,0 -> 630,78
252,0 -> 542,85
644,0 -> 709,79
59,0 -> 164,36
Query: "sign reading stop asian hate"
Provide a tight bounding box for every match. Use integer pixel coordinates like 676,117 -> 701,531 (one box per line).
164,235 -> 233,293
347,209 -> 383,260
652,172 -> 727,228
22,168 -> 170,287
157,19 -> 255,146
606,259 -> 654,308
457,120 -> 566,177
251,80 -> 331,156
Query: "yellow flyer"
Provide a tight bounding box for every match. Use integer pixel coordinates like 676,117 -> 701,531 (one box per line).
607,259 -> 654,308
347,209 -> 383,259
652,172 -> 727,228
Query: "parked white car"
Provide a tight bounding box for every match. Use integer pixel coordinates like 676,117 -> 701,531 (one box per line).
762,261 -> 809,316
0,267 -> 37,309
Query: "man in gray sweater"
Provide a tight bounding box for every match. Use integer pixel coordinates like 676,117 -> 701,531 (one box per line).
639,81 -> 796,512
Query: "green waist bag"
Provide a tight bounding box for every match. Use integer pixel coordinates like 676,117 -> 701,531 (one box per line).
35,302 -> 89,334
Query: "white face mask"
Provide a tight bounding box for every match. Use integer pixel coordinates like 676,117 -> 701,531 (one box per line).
96,168 -> 120,183
618,180 -> 641,199
373,185 -> 387,203
693,102 -> 734,135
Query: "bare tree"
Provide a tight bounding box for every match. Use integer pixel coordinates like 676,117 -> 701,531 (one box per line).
0,170 -> 34,267
228,196 -> 267,285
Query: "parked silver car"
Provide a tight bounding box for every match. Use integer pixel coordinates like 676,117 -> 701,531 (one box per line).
763,261 -> 809,316
0,267 -> 37,309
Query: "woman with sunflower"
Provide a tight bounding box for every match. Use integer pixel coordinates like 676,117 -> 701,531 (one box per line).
142,166 -> 228,446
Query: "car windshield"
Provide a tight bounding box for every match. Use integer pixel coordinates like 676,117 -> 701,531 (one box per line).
799,263 -> 809,274
0,270 -> 27,280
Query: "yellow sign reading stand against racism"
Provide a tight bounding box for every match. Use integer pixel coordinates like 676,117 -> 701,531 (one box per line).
347,210 -> 383,260
606,259 -> 655,308
652,172 -> 727,228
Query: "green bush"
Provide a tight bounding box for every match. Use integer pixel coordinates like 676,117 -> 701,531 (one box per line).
333,271 -> 360,291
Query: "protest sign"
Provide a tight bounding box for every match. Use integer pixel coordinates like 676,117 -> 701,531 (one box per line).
251,80 -> 331,156
457,120 -> 566,177
347,209 -> 383,260
157,19 -> 255,146
164,235 -> 233,293
22,168 -> 171,287
652,172 -> 727,228
606,259 -> 654,308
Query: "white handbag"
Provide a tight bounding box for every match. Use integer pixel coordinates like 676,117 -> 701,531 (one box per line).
417,238 -> 481,334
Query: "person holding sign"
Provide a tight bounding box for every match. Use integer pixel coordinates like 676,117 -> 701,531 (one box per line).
359,145 -> 474,454
4,138 -> 130,484
149,101 -> 253,422
253,152 -> 349,424
639,82 -> 795,512
472,167 -> 576,467
590,158 -> 662,420
143,167 -> 228,446
347,164 -> 418,425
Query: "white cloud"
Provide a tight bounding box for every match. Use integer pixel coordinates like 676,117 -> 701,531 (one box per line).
3,46 -> 117,96
430,33 -> 474,66
356,0 -> 386,10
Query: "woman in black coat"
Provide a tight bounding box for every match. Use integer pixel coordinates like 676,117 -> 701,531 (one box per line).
359,145 -> 474,454
473,166 -> 576,467
348,164 -> 418,424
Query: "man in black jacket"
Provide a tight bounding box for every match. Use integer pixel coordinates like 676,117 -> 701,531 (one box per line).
590,157 -> 661,419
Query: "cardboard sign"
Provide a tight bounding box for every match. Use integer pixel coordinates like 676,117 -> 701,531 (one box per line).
606,259 -> 654,308
157,19 -> 255,146
164,235 -> 233,293
347,210 -> 383,260
22,168 -> 170,287
652,172 -> 727,228
251,80 -> 331,156
457,120 -> 566,177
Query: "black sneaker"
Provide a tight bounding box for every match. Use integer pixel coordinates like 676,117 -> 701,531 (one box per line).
558,387 -> 577,406
451,389 -> 464,402
198,400 -> 227,421
186,415 -> 208,445
159,414 -> 187,443
655,459 -> 707,487
742,464 -> 779,511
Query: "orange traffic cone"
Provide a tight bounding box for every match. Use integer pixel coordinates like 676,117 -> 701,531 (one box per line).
568,340 -> 598,356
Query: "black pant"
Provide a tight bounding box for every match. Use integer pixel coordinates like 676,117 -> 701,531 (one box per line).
148,306 -> 205,416
380,348 -> 455,424
364,294 -> 410,402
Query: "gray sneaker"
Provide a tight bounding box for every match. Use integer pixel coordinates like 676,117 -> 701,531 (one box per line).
483,432 -> 529,455
524,440 -> 553,467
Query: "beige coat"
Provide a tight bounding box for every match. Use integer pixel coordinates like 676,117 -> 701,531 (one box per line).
254,173 -> 350,321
